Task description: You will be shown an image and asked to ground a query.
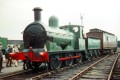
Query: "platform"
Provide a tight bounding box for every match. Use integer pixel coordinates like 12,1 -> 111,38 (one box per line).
0,62 -> 23,77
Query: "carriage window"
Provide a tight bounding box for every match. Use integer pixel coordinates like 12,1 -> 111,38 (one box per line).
106,36 -> 108,41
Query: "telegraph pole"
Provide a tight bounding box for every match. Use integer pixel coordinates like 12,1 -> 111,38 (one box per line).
80,14 -> 83,26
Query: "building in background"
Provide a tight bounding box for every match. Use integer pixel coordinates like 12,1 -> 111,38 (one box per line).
0,37 -> 8,54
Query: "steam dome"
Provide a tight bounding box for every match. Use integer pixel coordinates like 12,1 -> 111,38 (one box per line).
49,15 -> 59,28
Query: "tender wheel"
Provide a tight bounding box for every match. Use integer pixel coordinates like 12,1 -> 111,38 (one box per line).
76,53 -> 82,63
98,50 -> 101,56
86,53 -> 92,61
49,55 -> 62,70
65,53 -> 73,66
90,50 -> 95,59
87,56 -> 91,61
94,50 -> 98,58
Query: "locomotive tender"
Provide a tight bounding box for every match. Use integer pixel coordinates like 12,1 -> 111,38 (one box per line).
10,7 -> 117,70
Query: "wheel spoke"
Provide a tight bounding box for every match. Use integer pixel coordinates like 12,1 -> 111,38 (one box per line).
76,53 -> 82,63
50,55 -> 62,70
65,53 -> 73,66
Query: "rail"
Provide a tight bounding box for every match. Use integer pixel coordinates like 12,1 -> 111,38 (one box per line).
69,54 -> 118,80
107,53 -> 120,80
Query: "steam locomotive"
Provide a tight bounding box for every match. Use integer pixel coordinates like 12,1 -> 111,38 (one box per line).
10,7 -> 117,70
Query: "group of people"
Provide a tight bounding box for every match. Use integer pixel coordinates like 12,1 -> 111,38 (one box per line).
5,45 -> 20,67
0,42 -> 20,73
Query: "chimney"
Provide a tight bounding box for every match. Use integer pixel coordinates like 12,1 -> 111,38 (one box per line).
33,7 -> 42,21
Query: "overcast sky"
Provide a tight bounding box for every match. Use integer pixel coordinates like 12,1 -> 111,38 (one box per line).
0,0 -> 120,40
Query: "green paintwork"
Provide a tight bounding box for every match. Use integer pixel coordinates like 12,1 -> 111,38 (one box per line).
79,39 -> 86,50
59,25 -> 84,38
49,15 -> 59,28
59,25 -> 85,50
87,38 -> 100,49
64,45 -> 74,50
47,31 -> 74,50
0,37 -> 8,49
46,41 -> 62,51
46,34 -> 74,51
42,24 -> 74,51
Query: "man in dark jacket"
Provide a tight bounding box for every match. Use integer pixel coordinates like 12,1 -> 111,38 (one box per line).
0,42 -> 3,73
6,45 -> 12,67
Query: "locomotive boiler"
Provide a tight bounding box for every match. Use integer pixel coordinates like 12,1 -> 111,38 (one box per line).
10,7 -> 117,70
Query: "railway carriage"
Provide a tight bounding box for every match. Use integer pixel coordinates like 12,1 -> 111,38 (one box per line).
10,7 -> 117,70
86,28 -> 117,54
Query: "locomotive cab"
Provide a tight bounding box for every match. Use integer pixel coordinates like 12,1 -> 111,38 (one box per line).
59,25 -> 86,50
59,25 -> 84,39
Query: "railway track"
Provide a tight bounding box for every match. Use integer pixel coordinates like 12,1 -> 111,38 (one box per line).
40,53 -> 119,80
1,53 -> 119,80
70,53 -> 119,80
109,53 -> 120,80
0,66 -> 48,80
0,70 -> 32,80
29,55 -> 108,80
0,55 -> 103,80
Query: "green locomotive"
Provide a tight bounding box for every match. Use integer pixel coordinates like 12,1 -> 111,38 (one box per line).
10,7 -> 117,70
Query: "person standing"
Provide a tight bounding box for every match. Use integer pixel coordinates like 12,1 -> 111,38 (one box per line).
13,45 -> 19,67
6,45 -> 12,67
0,42 -> 3,73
